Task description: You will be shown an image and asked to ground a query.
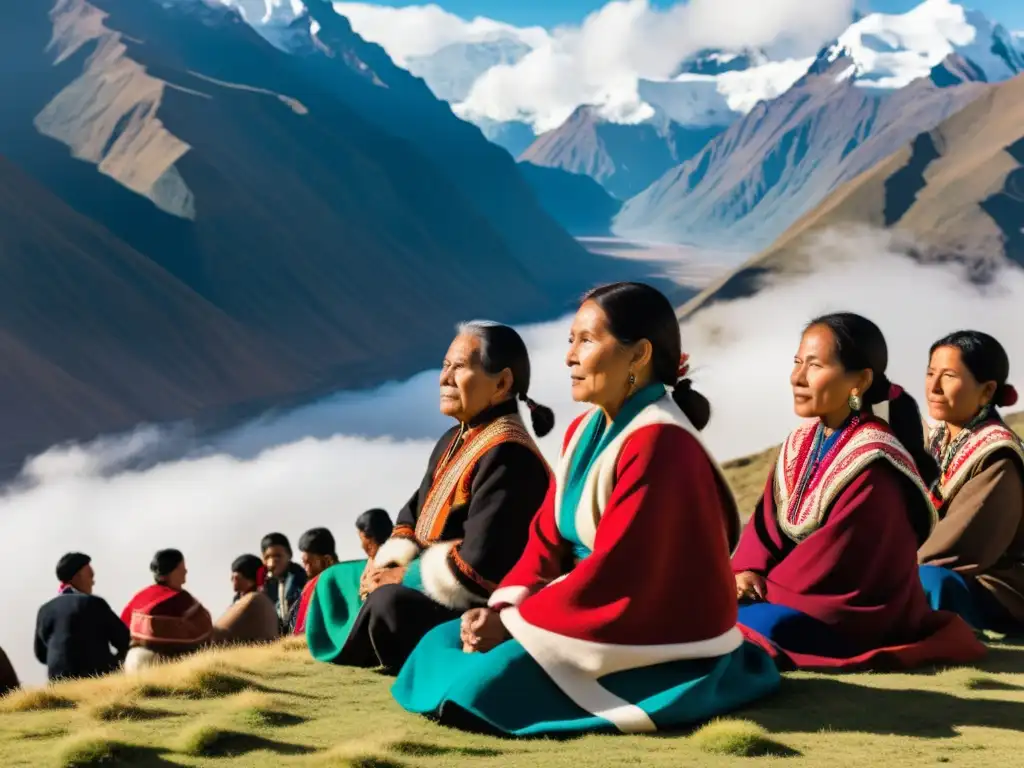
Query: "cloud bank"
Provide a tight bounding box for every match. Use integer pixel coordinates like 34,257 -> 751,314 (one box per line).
4,230 -> 1023,684
332,2 -> 549,64
334,0 -> 855,132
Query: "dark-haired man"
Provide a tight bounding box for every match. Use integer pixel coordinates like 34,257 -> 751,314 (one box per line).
34,553 -> 130,681
260,532 -> 307,633
291,527 -> 339,634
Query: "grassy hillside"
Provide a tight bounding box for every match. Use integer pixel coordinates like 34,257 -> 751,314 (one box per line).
4,414 -> 1023,766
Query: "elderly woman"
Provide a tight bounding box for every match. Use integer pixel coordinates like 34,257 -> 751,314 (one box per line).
733,313 -> 985,670
121,549 -> 213,671
212,554 -> 280,645
918,331 -> 1024,632
305,322 -> 553,671
391,282 -> 780,736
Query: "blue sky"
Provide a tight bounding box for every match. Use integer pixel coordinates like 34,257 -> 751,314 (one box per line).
361,1 -> 1024,30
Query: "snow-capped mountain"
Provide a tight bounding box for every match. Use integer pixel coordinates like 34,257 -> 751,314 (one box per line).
638,57 -> 816,128
614,0 -> 1024,249
827,0 -> 1024,88
673,48 -> 770,77
405,38 -> 533,104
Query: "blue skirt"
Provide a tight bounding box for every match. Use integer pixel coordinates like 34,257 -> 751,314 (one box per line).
737,601 -> 859,658
391,619 -> 780,737
918,565 -> 1014,632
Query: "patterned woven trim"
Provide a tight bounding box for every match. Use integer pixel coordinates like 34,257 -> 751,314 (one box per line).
775,419 -> 936,542
392,524 -> 416,540
931,421 -> 1024,503
414,414 -> 541,544
449,541 -> 498,594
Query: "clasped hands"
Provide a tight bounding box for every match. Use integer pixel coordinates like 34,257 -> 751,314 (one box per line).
359,562 -> 406,600
460,607 -> 509,654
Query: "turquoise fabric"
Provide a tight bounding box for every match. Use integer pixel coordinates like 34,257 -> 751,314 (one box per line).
392,620 -> 781,736
558,384 -> 667,560
304,559 -> 369,663
402,557 -> 425,593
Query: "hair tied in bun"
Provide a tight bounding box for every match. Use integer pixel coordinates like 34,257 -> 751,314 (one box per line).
999,384 -> 1019,408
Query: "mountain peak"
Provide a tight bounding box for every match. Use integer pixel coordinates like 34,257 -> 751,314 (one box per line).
819,0 -> 1023,89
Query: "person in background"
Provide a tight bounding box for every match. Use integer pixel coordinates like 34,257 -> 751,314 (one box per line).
356,508 -> 393,560
0,646 -> 17,696
34,553 -> 130,681
291,528 -> 339,634
212,554 -> 280,645
919,330 -> 1024,632
310,321 -> 553,673
733,313 -> 985,670
261,532 -> 307,633
121,549 -> 213,671
393,282 -> 780,736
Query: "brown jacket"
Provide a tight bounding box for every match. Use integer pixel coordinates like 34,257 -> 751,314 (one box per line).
919,449 -> 1024,624
212,592 -> 280,645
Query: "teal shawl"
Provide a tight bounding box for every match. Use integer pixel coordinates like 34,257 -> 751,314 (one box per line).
558,384 -> 667,560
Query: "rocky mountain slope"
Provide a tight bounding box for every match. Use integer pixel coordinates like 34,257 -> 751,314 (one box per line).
617,0 -> 1023,250
519,106 -> 726,201
248,0 -> 598,295
680,72 -> 1024,315
0,0 -> 592,470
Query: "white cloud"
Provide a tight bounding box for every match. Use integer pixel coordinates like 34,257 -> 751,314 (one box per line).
457,0 -> 855,131
332,2 -> 549,64
6,229 -> 1024,685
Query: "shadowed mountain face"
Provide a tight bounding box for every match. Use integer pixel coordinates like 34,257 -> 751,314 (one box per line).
273,1 -> 598,296
680,73 -> 1024,317
0,0 -> 594,470
516,163 -> 622,237
519,105 -> 726,201
616,52 -> 990,250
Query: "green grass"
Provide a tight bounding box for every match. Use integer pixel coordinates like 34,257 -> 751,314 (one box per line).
3,424 -> 1024,766
1,639 -> 1023,767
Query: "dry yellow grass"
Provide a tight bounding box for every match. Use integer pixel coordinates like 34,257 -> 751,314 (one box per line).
3,427 -> 1024,766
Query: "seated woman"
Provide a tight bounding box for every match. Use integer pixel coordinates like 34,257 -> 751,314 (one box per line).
291,528 -> 340,634
306,322 -> 553,671
212,554 -> 280,645
121,549 -> 213,671
392,283 -> 780,736
260,532 -> 307,634
918,331 -> 1024,632
733,313 -> 985,670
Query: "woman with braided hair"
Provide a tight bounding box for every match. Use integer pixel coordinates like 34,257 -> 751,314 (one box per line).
733,313 -> 985,670
919,330 -> 1024,631
306,322 -> 553,671
392,282 -> 779,736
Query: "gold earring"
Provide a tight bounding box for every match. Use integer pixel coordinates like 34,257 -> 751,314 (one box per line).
848,392 -> 862,411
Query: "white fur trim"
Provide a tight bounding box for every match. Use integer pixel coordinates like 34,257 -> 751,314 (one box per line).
487,585 -> 530,608
501,607 -> 743,733
418,541 -> 486,610
374,537 -> 421,568
555,397 -> 739,553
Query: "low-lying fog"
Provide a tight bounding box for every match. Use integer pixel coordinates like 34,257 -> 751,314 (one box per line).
3,230 -> 1022,682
